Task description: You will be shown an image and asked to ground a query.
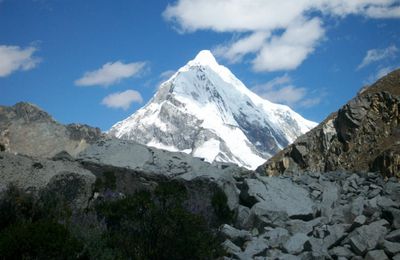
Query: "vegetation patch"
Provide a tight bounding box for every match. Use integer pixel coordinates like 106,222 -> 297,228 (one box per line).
94,171 -> 117,192
212,188 -> 234,225
0,181 -> 224,259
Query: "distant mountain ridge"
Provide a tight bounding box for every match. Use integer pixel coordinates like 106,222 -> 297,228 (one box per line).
258,69 -> 400,178
0,102 -> 103,158
109,50 -> 316,169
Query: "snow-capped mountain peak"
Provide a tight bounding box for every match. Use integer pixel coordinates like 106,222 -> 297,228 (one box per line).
189,50 -> 219,67
109,50 -> 317,169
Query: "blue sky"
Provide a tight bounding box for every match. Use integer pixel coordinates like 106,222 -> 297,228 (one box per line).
1,0 -> 399,130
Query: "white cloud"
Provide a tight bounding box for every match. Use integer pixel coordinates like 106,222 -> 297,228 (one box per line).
164,0 -> 400,72
252,18 -> 325,72
365,5 -> 400,18
357,45 -> 398,70
101,90 -> 143,110
0,45 -> 41,77
75,61 -> 146,87
214,32 -> 270,63
252,74 -> 322,108
159,70 -> 176,80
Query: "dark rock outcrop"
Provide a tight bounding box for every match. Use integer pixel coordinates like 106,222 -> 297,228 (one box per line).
0,102 -> 103,158
258,69 -> 400,178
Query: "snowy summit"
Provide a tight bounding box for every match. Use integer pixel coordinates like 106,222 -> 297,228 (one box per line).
109,50 -> 317,169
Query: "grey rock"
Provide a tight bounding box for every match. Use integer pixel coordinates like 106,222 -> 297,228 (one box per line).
321,181 -> 339,221
381,240 -> 400,256
350,215 -> 367,230
323,224 -> 348,249
365,250 -> 389,260
241,237 -> 269,259
304,237 -> 329,257
263,227 -> 290,248
248,176 -> 315,220
78,138 -> 240,209
0,152 -> 95,209
265,249 -> 284,259
377,196 -> 398,209
278,254 -> 299,260
220,224 -> 251,243
0,102 -> 103,158
246,202 -> 288,229
236,205 -> 251,229
384,182 -> 400,202
348,219 -> 389,255
350,196 -> 365,218
222,239 -> 242,256
368,188 -> 382,199
394,254 -> 400,260
287,218 -> 324,235
383,207 -> 400,229
52,151 -> 74,161
329,246 -> 354,258
386,229 -> 400,242
283,233 -> 309,255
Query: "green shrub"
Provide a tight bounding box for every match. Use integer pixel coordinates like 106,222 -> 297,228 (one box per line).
0,220 -> 86,259
0,184 -> 37,230
96,182 -> 224,259
94,171 -> 117,192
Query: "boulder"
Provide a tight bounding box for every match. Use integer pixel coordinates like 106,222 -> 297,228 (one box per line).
320,181 -> 340,221
247,176 -> 315,220
0,152 -> 95,209
386,229 -> 400,242
348,220 -> 389,255
287,218 -> 324,236
241,237 -> 269,259
323,224 -> 348,249
283,233 -> 309,255
381,240 -> 400,256
222,239 -> 242,257
365,250 -> 389,260
262,227 -> 290,248
329,246 -> 354,259
220,224 -> 251,243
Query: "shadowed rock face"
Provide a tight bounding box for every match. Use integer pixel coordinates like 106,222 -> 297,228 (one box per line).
257,69 -> 400,178
0,102 -> 103,158
0,151 -> 96,209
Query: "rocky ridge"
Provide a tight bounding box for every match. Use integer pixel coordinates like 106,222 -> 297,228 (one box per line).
0,102 -> 103,158
258,69 -> 400,178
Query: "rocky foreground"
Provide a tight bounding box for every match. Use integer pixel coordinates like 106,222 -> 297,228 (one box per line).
1,142 -> 399,259
221,171 -> 400,259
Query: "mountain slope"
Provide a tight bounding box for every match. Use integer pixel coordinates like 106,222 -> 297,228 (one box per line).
257,69 -> 400,177
109,50 -> 316,169
0,102 -> 103,158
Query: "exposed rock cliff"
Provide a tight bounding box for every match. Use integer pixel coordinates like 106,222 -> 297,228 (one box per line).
257,69 -> 400,178
0,102 -> 103,158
